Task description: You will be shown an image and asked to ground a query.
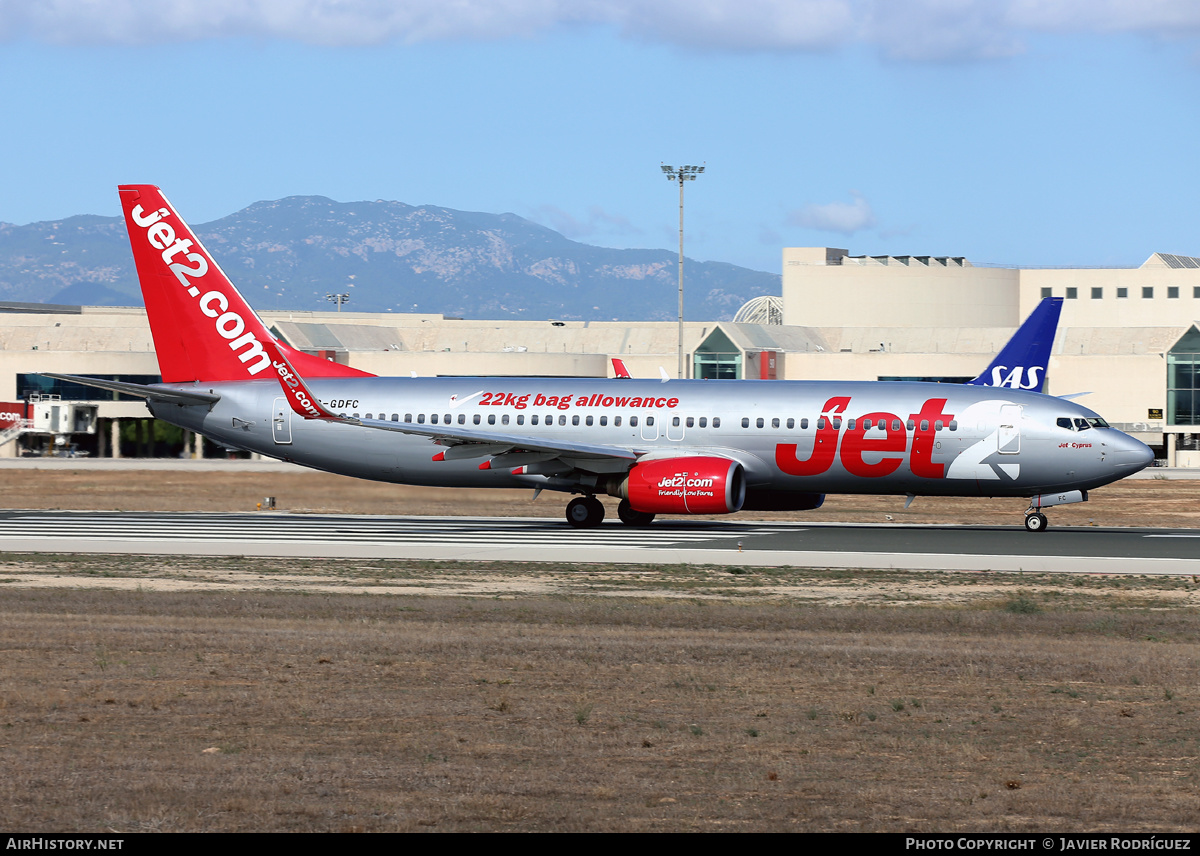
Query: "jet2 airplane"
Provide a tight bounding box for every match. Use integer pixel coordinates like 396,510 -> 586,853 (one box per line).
44,186 -> 1153,532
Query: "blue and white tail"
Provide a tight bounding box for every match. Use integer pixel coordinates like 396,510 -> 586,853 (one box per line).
967,297 -> 1063,392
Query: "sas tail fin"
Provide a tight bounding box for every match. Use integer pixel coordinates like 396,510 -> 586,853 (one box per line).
119,185 -> 373,383
967,296 -> 1062,392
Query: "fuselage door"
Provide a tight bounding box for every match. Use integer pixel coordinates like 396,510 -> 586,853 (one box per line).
272,397 -> 292,445
640,415 -> 659,442
666,415 -> 685,441
998,404 -> 1021,455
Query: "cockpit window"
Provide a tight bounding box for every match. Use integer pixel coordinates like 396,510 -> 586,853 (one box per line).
1057,417 -> 1072,429
1073,418 -> 1091,431
1086,417 -> 1109,429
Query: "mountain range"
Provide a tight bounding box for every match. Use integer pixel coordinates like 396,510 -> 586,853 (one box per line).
0,196 -> 780,321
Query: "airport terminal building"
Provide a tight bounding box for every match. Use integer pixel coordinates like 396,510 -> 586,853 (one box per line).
3,246 -> 1198,464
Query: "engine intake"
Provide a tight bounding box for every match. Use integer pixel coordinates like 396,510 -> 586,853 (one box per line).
605,457 -> 746,515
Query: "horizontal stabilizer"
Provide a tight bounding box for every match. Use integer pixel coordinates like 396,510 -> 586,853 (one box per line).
37,373 -> 221,405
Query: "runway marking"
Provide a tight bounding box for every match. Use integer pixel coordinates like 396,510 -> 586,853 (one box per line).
0,512 -> 798,551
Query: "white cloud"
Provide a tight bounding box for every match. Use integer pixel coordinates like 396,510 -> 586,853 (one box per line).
788,191 -> 876,234
2,1 -> 1198,57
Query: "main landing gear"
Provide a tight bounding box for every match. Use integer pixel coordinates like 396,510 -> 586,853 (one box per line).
565,496 -> 658,528
617,499 -> 655,527
566,496 -> 605,528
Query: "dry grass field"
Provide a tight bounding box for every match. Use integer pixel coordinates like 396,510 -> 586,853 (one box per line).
1,469 -> 1197,831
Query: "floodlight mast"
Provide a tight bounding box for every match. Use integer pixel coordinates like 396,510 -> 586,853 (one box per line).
661,163 -> 704,379
326,292 -> 350,312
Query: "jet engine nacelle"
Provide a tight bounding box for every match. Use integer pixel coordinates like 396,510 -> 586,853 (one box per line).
606,456 -> 746,515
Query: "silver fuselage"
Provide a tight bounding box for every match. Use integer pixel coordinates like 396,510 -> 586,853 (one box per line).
149,376 -> 1153,499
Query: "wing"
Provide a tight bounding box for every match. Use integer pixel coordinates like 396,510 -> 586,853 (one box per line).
261,339 -> 640,473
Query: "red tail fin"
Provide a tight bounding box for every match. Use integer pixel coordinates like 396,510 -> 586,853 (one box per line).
119,185 -> 373,383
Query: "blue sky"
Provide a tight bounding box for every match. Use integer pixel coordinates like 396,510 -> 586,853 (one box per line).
1,1 -> 1199,274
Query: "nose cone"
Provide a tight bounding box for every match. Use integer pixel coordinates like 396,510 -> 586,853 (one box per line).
1108,430 -> 1155,474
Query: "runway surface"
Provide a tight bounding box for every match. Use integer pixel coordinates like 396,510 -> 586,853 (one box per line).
0,510 -> 1196,573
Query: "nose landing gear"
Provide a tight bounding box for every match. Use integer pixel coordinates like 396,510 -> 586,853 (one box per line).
1023,489 -> 1088,532
1023,512 -> 1048,532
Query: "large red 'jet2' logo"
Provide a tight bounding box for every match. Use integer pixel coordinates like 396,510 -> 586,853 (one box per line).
776,397 -> 955,480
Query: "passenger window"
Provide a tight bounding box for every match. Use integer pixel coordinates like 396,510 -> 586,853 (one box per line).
417,414 -> 425,424
600,416 -> 608,426
847,418 -> 855,430
404,413 -> 412,422
572,415 -> 580,426
935,420 -> 943,431
817,417 -> 826,429
920,420 -> 929,431
558,415 -> 566,426
949,420 -> 957,431
631,416 -> 638,427
741,418 -> 750,428
366,413 -> 373,420
756,418 -> 764,428
473,414 -> 481,425
501,414 -> 509,425
892,420 -> 902,432
586,415 -> 594,426
458,414 -> 465,424
786,418 -> 794,429
488,414 -> 496,425
615,416 -> 622,427
699,417 -> 707,428
444,414 -> 450,424
430,414 -> 438,424
517,415 -> 524,425
801,418 -> 808,429
906,419 -> 915,431
713,417 -> 720,428
673,417 -> 681,427
832,418 -> 842,429
532,415 -> 540,425
646,416 -> 654,426
686,417 -> 694,428
771,418 -> 780,428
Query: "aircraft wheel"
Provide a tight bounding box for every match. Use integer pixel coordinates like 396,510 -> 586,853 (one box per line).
617,499 -> 656,527
566,496 -> 605,529
1024,512 -> 1048,532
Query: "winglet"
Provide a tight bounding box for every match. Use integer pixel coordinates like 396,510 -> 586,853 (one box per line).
612,358 -> 633,379
261,336 -> 341,420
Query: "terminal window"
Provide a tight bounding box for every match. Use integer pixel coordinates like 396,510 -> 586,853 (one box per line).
1168,286 -> 1180,298
1040,287 -> 1052,298
1117,287 -> 1128,298
1091,287 -> 1103,299
1066,287 -> 1077,299
1143,287 -> 1154,299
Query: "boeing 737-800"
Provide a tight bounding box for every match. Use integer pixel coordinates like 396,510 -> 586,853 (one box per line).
44,186 -> 1153,532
